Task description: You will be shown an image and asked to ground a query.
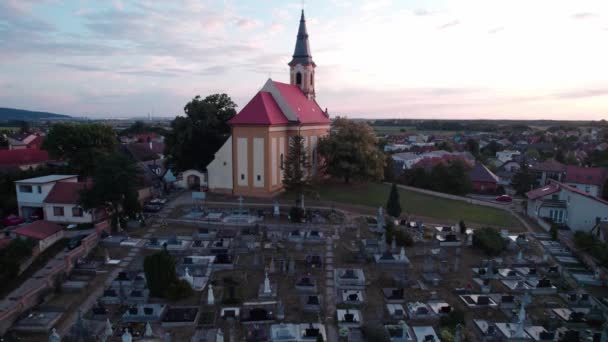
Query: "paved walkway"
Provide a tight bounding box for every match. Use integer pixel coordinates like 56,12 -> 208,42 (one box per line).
324,230 -> 339,342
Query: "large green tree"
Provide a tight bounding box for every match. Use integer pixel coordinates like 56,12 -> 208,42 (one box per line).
282,135 -> 309,194
79,153 -> 140,228
317,118 -> 385,183
165,94 -> 237,172
143,250 -> 179,297
43,123 -> 117,176
512,159 -> 535,195
386,183 -> 402,217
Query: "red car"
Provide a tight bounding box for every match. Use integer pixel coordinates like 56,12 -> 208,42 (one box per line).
495,195 -> 513,202
2,215 -> 25,227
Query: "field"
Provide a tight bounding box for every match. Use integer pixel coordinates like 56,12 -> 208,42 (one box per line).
316,182 -> 518,228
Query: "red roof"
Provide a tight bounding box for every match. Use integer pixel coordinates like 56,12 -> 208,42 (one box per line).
564,166 -> 607,186
13,220 -> 63,240
228,80 -> 330,126
135,133 -> 158,142
228,92 -> 288,125
44,181 -> 86,204
530,159 -> 566,173
526,182 -> 560,200
272,81 -> 330,125
0,149 -> 49,166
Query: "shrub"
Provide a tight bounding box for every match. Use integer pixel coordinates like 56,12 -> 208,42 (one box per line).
289,207 -> 305,223
473,227 -> 506,256
385,225 -> 413,247
440,309 -> 465,329
166,279 -> 193,300
361,323 -> 390,342
144,251 -> 178,297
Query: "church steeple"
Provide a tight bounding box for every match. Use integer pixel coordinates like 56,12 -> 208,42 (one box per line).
289,10 -> 316,100
289,10 -> 315,67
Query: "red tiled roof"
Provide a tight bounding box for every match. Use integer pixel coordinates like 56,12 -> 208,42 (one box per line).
525,182 -> 560,200
530,159 -> 566,173
0,149 -> 49,166
228,81 -> 330,126
13,220 -> 63,240
272,81 -> 330,124
564,166 -> 607,186
27,136 -> 45,149
228,92 -> 288,125
135,133 -> 158,142
469,163 -> 499,184
44,181 -> 86,204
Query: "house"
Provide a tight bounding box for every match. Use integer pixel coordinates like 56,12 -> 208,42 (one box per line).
15,175 -> 101,224
204,10 -> 331,197
496,150 -> 521,164
563,166 -> 607,197
0,149 -> 50,172
43,181 -> 99,224
526,180 -> 608,232
7,133 -> 44,150
11,220 -> 64,253
469,163 -> 500,193
530,159 -> 566,186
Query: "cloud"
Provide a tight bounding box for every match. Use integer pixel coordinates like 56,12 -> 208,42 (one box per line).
572,12 -> 597,20
438,20 -> 459,30
235,18 -> 262,30
488,26 -> 504,34
553,88 -> 608,99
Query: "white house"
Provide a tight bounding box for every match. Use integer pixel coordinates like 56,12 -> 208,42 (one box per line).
496,150 -> 521,164
15,175 -> 99,225
15,175 -> 78,219
526,181 -> 608,232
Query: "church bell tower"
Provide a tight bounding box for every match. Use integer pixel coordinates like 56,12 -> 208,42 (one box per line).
289,10 -> 316,100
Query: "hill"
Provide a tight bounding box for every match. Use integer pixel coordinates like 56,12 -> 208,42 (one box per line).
0,107 -> 71,121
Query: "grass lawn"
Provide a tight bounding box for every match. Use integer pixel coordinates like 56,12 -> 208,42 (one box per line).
316,182 -> 518,227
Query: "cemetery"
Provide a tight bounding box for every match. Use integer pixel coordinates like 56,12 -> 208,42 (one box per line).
4,192 -> 608,342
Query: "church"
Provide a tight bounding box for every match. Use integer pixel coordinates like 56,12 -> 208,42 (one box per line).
204,10 -> 331,197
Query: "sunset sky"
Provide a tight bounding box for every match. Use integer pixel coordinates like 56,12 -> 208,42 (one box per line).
1,0 -> 607,120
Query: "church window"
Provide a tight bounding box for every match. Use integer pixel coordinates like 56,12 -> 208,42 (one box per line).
280,154 -> 284,169
296,72 -> 302,85
241,174 -> 245,180
257,175 -> 261,181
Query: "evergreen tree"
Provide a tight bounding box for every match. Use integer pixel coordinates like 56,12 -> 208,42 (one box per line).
143,250 -> 178,297
512,158 -> 535,195
282,135 -> 309,194
386,183 -> 402,218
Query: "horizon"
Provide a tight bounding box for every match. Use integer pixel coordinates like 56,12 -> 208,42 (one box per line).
1,0 -> 607,120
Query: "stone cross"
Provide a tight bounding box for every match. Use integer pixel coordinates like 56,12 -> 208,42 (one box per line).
122,329 -> 132,342
49,328 -> 60,342
207,284 -> 215,305
263,271 -> 271,294
104,319 -> 113,340
399,247 -> 406,261
216,328 -> 224,342
144,322 -> 153,337
273,201 -> 280,216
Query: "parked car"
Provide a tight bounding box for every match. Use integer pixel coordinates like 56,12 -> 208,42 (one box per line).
495,195 -> 513,202
148,198 -> 168,205
68,234 -> 87,250
2,215 -> 24,227
143,204 -> 163,213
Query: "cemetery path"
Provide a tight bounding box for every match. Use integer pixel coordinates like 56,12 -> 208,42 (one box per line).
324,235 -> 339,342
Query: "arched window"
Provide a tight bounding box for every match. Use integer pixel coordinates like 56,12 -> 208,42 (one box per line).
280,153 -> 284,170
311,74 -> 313,86
296,72 -> 302,85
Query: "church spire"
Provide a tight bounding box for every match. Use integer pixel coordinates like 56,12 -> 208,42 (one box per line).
289,10 -> 315,67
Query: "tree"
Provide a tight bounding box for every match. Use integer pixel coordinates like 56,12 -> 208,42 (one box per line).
466,139 -> 479,157
283,135 -> 309,194
473,227 -> 507,256
512,159 -> 535,195
386,183 -> 402,218
43,123 -> 117,176
384,156 -> 396,182
144,250 -> 179,297
165,94 -> 237,172
79,153 -> 141,229
436,141 -> 453,152
444,161 -> 472,195
317,118 -> 385,183
525,149 -> 540,160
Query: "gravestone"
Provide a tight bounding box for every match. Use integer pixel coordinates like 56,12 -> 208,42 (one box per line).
453,257 -> 460,272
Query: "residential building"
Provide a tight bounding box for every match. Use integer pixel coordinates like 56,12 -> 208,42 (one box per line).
563,166 -> 607,197
206,10 -> 331,197
496,150 -> 521,164
526,181 -> 608,232
15,175 -> 100,224
469,163 -> 500,193
0,149 -> 50,172
530,159 -> 566,186
7,134 -> 44,150
11,220 -> 64,254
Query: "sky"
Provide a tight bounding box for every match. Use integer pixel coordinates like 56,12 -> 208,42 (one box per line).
1,0 -> 608,120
